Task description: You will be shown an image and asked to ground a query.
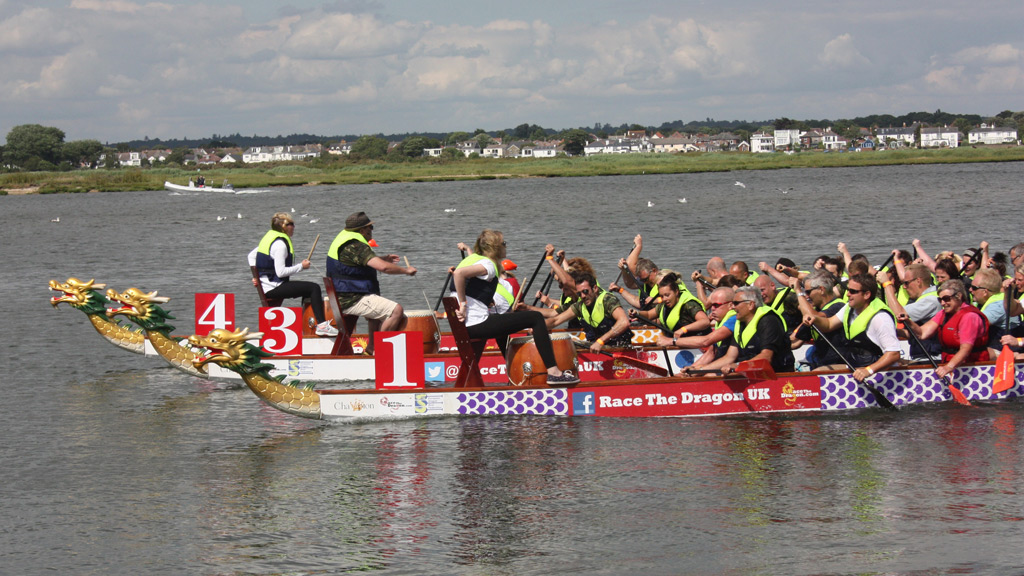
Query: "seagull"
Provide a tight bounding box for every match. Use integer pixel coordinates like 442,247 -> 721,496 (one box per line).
775,187 -> 793,194
309,218 -> 319,224
237,213 -> 243,219
216,215 -> 226,221
444,208 -> 457,213
300,213 -> 309,218
51,217 -> 60,223
678,198 -> 687,203
734,181 -> 746,188
291,208 -> 296,212
647,201 -> 655,208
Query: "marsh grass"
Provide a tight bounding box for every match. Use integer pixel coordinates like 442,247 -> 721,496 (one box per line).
3,146 -> 1023,193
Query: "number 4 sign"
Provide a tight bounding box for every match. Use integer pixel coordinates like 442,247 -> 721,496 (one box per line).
194,293 -> 235,336
374,331 -> 425,389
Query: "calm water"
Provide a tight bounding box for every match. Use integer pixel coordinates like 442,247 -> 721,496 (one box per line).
4,162 -> 1024,574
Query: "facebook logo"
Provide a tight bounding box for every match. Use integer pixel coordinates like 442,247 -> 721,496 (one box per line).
572,392 -> 596,415
425,362 -> 445,382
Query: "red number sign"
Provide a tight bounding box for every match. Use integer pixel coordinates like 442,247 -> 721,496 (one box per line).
258,307 -> 303,356
194,293 -> 235,336
374,331 -> 425,389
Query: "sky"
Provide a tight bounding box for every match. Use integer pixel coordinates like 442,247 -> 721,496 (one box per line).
2,0 -> 1022,143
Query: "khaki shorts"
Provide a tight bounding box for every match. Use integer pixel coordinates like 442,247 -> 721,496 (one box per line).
342,294 -> 399,321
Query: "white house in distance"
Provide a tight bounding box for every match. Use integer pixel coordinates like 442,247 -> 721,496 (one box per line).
877,126 -> 917,148
773,129 -> 801,150
968,124 -> 1018,145
920,126 -> 960,148
750,132 -> 775,153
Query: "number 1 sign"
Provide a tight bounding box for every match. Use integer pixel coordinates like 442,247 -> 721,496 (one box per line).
374,331 -> 425,389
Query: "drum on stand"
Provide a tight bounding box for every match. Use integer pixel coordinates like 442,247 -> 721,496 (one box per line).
506,332 -> 578,386
406,309 -> 440,354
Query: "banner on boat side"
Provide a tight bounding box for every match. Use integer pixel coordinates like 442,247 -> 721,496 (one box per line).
375,331 -> 425,389
568,375 -> 823,417
422,349 -> 673,384
258,307 -> 303,355
194,293 -> 235,336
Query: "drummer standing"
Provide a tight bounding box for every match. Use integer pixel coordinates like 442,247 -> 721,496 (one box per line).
326,211 -> 416,355
452,230 -> 579,385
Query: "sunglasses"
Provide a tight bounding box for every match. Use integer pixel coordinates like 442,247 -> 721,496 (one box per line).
577,288 -> 592,296
938,295 -> 958,303
709,301 -> 730,309
846,288 -> 865,295
731,300 -> 751,306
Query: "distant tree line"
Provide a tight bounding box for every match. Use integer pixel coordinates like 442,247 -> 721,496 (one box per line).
4,109 -> 1023,171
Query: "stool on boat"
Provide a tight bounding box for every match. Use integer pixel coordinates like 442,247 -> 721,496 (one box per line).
250,266 -> 340,339
322,277 -> 359,355
441,296 -> 485,388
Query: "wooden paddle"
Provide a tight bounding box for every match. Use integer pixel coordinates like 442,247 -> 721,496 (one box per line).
572,341 -> 670,377
685,359 -> 775,380
809,326 -> 900,411
993,288 -> 1017,394
306,233 -> 321,260
433,248 -> 466,313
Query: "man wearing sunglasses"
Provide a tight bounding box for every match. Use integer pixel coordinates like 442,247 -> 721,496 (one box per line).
877,263 -> 941,361
902,279 -> 989,379
689,285 -> 793,375
803,273 -> 902,382
790,270 -> 845,368
541,271 -> 632,354
327,211 -> 417,355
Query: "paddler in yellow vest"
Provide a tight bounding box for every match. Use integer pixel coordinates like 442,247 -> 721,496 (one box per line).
679,287 -> 740,372
790,270 -> 846,368
630,272 -> 710,347
691,285 -> 794,374
998,262 -> 1024,358
326,211 -> 416,355
970,268 -> 1020,353
617,234 -> 665,310
877,263 -> 941,360
753,274 -> 801,332
804,273 -> 901,382
247,212 -> 337,337
542,271 -> 632,354
729,260 -> 759,286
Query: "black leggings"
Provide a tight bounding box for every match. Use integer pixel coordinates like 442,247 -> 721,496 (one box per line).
265,280 -> 326,323
467,310 -> 558,368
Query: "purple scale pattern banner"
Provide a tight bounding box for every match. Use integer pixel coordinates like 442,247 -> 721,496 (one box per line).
820,365 -> 1024,410
456,389 -> 568,416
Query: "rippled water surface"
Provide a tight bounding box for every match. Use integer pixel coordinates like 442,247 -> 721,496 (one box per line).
4,162 -> 1024,574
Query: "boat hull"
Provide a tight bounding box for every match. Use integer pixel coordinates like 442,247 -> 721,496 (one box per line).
313,363 -> 1022,421
164,181 -> 237,194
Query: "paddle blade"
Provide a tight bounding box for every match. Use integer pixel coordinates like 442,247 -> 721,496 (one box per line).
948,382 -> 972,406
993,345 -> 1017,394
611,353 -> 669,377
736,358 -> 775,381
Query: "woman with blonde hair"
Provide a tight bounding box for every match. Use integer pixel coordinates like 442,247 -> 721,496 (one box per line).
247,212 -> 336,336
452,229 -> 578,384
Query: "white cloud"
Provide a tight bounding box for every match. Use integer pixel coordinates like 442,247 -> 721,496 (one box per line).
819,34 -> 870,69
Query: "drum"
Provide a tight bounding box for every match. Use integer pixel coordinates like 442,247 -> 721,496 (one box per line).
406,309 -> 441,354
506,332 -> 578,387
301,297 -> 337,336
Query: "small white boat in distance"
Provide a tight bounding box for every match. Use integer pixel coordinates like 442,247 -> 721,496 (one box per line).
164,180 -> 237,194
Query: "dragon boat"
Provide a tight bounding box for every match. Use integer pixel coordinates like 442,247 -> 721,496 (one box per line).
188,327 -> 1023,422
105,287 -> 209,378
49,278 -> 147,355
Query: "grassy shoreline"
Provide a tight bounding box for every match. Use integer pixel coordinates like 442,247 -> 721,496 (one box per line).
3,146 -> 1024,194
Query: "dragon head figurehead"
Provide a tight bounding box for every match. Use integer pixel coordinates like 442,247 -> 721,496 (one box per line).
189,328 -> 276,378
105,287 -> 176,333
49,278 -> 111,314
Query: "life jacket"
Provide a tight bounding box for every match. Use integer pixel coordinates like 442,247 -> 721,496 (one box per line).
494,280 -> 514,310
326,230 -> 381,295
578,289 -> 632,345
448,253 -> 499,305
734,305 -> 793,371
897,285 -> 910,307
837,299 -> 894,366
656,290 -> 707,335
768,287 -> 793,331
255,230 -> 294,283
938,303 -> 990,363
744,270 -> 760,285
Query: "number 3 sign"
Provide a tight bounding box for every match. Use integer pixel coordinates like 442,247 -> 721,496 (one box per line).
258,307 -> 303,355
374,331 -> 425,389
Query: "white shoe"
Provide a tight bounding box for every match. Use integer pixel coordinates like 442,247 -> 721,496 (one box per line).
315,322 -> 339,337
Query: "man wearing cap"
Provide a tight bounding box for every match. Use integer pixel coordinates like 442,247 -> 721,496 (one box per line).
327,212 -> 417,355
